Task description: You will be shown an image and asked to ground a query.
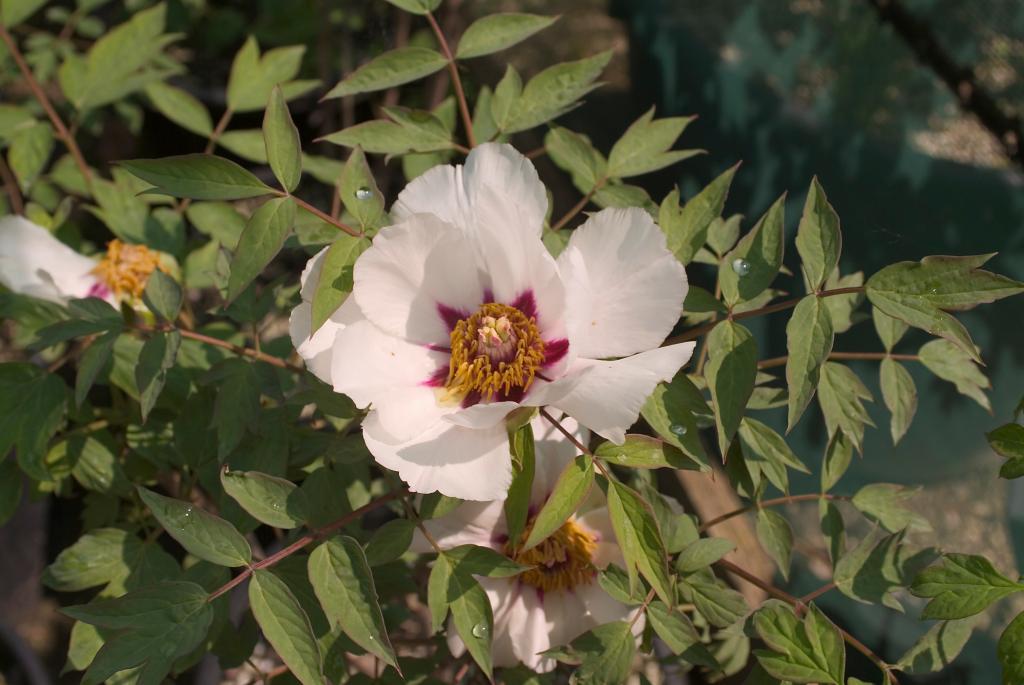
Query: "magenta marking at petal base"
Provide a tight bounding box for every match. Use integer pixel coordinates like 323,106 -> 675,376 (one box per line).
422,367 -> 449,388
87,282 -> 111,299
437,302 -> 469,332
542,338 -> 569,367
509,290 -> 538,319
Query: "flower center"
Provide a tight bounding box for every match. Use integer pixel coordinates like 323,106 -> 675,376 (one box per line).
91,240 -> 164,300
446,303 -> 545,401
505,518 -> 597,592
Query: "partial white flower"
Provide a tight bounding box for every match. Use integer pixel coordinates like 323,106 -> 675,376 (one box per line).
0,215 -> 167,307
290,143 -> 695,500
416,415 -> 643,673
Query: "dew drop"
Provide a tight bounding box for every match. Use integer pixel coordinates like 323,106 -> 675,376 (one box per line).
471,623 -> 488,638
669,423 -> 688,437
731,258 -> 751,276
355,187 -> 373,200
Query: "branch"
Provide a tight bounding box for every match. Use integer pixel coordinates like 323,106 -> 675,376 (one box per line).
0,23 -> 93,192
0,156 -> 24,214
208,488 -> 407,601
425,10 -> 476,148
664,286 -> 865,345
539,407 -> 616,481
758,351 -> 919,370
136,324 -> 306,374
292,196 -> 363,238
698,493 -> 851,533
551,180 -> 605,232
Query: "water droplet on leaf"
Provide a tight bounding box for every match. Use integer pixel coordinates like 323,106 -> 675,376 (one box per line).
471,623 -> 488,638
670,423 -> 688,436
355,187 -> 372,200
732,258 -> 751,276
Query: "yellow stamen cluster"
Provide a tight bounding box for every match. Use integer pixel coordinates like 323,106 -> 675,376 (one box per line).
447,303 -> 545,400
91,240 -> 164,299
506,518 -> 598,592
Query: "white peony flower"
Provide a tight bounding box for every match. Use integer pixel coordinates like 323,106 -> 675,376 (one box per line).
416,415 -> 643,673
290,143 -> 694,500
0,215 -> 166,306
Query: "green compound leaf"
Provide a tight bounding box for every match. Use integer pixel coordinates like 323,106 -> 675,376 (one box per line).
866,253 -> 1024,362
226,196 -> 296,303
545,126 -> 607,193
911,553 -> 1024,619
309,536 -> 399,673
338,147 -> 386,231
501,51 -> 612,134
880,357 -> 917,445
918,338 -> 991,410
872,306 -> 908,352
521,454 -> 593,552
607,107 -> 699,179
309,233 -> 371,334
705,320 -> 758,455
786,295 -> 834,431
659,163 -> 738,266
227,38 -> 314,112
719,193 -> 785,305
264,86 -> 302,193
221,469 -> 309,529
817,362 -> 873,453
756,509 -> 794,580
606,479 -> 673,605
563,621 -> 636,685
897,618 -> 976,674
456,13 -> 558,59
753,600 -> 845,684
144,82 -> 213,137
249,570 -> 325,685
594,434 -> 703,470
325,47 -> 448,99
137,486 -> 252,567
640,374 -> 711,470
119,154 -> 275,200
795,176 -> 842,292
852,483 -> 931,533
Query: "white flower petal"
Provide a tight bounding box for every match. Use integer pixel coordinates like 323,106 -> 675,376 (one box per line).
298,245 -> 329,302
443,401 -> 520,429
558,207 -> 688,359
530,414 -> 588,507
412,499 -> 506,553
362,413 -> 513,501
289,296 -> 363,385
446,578 -> 520,668
506,585 -> 564,672
330,320 -> 451,441
0,215 -> 101,303
576,508 -> 624,570
577,583 -> 644,636
539,343 -> 697,444
353,213 -> 485,345
391,163 -> 469,228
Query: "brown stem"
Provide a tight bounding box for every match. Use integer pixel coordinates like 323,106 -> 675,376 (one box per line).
715,558 -> 899,684
292,196 -> 363,237
551,180 -> 604,232
539,408 -> 617,481
425,11 -> 476,148
0,23 -> 93,192
136,324 -> 306,374
699,493 -> 851,532
630,588 -> 657,630
800,581 -> 836,605
524,146 -> 546,160
758,351 -> 919,370
207,488 -> 407,601
665,286 -> 865,345
0,155 -> 24,214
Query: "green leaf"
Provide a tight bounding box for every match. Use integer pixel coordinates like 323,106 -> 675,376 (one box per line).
338,147 -> 385,231
545,126 -> 606,193
325,47 -> 448,99
595,434 -> 702,470
705,321 -> 758,454
135,330 -> 180,421
206,358 -> 262,459
754,601 -> 845,684
0,365 -> 67,480
249,569 -> 325,685
137,486 -> 252,567
640,374 -> 711,470
264,86 -> 302,193
739,417 -> 810,486
9,122 -> 54,189
427,554 -> 452,633
606,479 -> 673,605
364,519 -> 415,566
44,528 -> 165,592
785,295 -> 834,430
502,51 -> 612,133
142,270 -> 183,322
381,0 -> 441,14
226,196 -> 296,303
756,509 -> 794,580
998,611 -> 1024,683
490,65 -> 523,131
592,182 -> 655,211
309,234 -> 370,333
720,193 -> 785,305
447,571 -> 494,680
221,469 -> 309,529
833,527 -> 935,611
381,105 -> 456,152
646,601 -> 718,667
911,553 -> 1024,619
872,307 -> 908,352
681,576 -> 748,628
866,254 -> 1024,361
852,483 -> 930,533
227,38 -> 312,112
795,177 -> 842,291
186,201 -> 245,249
988,424 -> 1024,478
119,154 -> 274,200
218,129 -> 269,163
309,536 -> 399,672
67,433 -> 132,496
322,119 -> 441,155
504,421 -> 535,547
821,433 -> 853,492
562,621 -> 636,684
676,537 -> 735,573
918,339 -> 990,410
456,13 -> 558,59
607,107 -> 698,178
521,454 -> 593,551
63,581 -> 213,685
144,82 -> 213,137
446,544 -> 530,578
2,0 -> 48,26
817,362 -> 873,453
880,357 -> 917,444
